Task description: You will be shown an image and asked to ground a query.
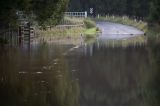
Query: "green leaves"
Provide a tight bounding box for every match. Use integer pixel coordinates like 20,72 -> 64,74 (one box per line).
0,0 -> 69,28
68,0 -> 150,17
150,0 -> 160,22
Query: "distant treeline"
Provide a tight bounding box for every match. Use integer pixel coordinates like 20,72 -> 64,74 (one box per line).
68,0 -> 160,22
0,0 -> 159,29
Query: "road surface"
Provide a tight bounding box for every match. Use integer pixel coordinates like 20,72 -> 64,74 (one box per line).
96,21 -> 144,40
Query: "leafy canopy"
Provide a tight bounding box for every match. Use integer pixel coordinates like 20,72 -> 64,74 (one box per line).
0,0 -> 69,27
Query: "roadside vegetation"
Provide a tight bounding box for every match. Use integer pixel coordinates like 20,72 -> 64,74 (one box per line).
84,18 -> 101,38
38,17 -> 100,40
69,0 -> 160,40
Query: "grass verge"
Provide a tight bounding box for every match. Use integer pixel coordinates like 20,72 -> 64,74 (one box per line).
38,17 -> 100,39
84,18 -> 101,38
84,27 -> 101,38
85,28 -> 97,35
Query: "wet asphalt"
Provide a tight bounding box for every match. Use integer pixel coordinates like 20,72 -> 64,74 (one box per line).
96,21 -> 144,40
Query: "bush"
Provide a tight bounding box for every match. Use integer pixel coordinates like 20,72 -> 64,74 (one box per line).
84,19 -> 96,28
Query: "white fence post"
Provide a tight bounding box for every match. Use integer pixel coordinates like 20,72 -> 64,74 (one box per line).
98,14 -> 100,19
85,11 -> 87,18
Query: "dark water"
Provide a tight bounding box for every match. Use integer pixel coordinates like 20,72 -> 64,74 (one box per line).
0,38 -> 160,106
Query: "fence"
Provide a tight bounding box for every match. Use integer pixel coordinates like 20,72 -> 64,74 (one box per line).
64,12 -> 87,18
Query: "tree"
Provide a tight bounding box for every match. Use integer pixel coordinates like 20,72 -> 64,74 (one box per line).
150,0 -> 160,23
68,0 -> 150,18
0,0 -> 69,29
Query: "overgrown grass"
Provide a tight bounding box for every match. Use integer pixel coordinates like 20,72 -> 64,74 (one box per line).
38,27 -> 85,37
84,18 -> 96,28
84,27 -> 101,38
84,28 -> 97,38
83,18 -> 101,38
85,28 -> 97,35
62,17 -> 84,25
38,17 -> 99,39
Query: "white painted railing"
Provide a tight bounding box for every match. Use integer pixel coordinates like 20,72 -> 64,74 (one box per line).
64,12 -> 87,18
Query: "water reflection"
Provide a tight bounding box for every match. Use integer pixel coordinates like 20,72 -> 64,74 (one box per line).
76,41 -> 151,106
143,38 -> 160,106
0,44 -> 79,106
0,37 -> 160,106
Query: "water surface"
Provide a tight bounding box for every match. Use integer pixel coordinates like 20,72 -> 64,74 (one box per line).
0,23 -> 160,106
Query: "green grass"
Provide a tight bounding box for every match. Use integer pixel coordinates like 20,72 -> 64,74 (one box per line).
84,28 -> 97,38
84,27 -> 102,38
83,18 -> 101,38
38,17 -> 100,39
37,27 -> 85,37
63,17 -> 84,25
84,18 -> 96,28
85,28 -> 97,35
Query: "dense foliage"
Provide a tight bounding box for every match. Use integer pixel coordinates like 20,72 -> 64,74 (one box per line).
0,0 -> 69,28
68,0 -> 150,17
0,0 -> 160,28
68,0 -> 160,22
150,0 -> 160,23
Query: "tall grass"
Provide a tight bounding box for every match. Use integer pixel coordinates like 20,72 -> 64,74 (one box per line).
62,17 -> 84,25
37,27 -> 85,37
84,19 -> 96,28
38,17 -> 99,39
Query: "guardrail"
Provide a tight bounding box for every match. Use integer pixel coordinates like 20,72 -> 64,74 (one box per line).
64,12 -> 87,18
56,24 -> 84,28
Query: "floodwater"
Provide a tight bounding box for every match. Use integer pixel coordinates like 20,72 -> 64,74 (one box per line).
0,22 -> 160,106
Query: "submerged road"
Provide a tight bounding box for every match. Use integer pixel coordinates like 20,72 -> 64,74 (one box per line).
96,21 -> 144,40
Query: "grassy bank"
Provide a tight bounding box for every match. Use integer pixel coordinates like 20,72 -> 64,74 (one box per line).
38,17 -> 100,40
84,18 -> 101,38
38,27 -> 85,37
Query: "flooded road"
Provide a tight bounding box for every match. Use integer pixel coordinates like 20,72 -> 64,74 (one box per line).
97,21 -> 144,40
0,22 -> 160,106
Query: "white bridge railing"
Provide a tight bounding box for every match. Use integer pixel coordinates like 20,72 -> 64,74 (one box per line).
64,12 -> 87,18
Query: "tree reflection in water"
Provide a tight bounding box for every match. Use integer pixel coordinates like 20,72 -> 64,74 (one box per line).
143,38 -> 160,106
0,38 -> 160,106
0,44 -> 79,106
75,39 -> 160,106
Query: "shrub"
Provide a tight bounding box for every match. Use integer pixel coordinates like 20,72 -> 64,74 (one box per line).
84,19 -> 96,28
